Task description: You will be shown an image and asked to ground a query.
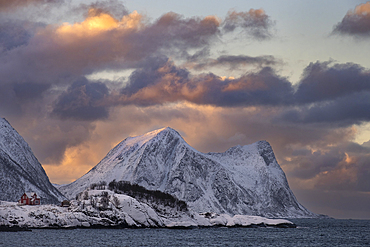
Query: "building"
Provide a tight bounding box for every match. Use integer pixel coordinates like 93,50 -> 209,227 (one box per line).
18,192 -> 41,205
61,200 -> 70,207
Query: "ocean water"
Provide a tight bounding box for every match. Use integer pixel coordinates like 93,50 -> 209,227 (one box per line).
0,219 -> 369,247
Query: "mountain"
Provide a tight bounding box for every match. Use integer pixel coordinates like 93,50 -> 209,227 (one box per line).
59,127 -> 318,218
0,118 -> 65,204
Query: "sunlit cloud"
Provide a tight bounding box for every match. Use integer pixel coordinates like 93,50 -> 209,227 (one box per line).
333,2 -> 370,37
222,9 -> 274,39
56,9 -> 142,36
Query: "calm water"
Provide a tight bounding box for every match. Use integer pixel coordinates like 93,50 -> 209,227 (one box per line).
0,219 -> 369,247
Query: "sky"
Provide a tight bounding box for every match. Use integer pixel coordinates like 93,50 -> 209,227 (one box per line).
1,0 -> 370,219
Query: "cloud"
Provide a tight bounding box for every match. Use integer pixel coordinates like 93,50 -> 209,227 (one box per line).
49,59 -> 370,127
0,84 -> 22,116
289,149 -> 347,180
286,141 -> 370,193
0,0 -> 63,12
333,2 -> 370,37
77,0 -> 128,20
115,60 -> 370,114
295,61 -> 370,104
222,9 -> 274,39
0,20 -> 35,51
0,5 -> 277,88
52,77 -> 110,121
273,61 -> 370,126
187,54 -> 279,70
0,9 -> 223,86
280,92 -> 370,126
114,61 -> 294,107
0,81 -> 50,117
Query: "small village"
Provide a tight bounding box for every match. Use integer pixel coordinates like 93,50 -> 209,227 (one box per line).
17,192 -> 70,207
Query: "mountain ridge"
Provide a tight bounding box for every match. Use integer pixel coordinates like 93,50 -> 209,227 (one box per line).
0,118 -> 65,204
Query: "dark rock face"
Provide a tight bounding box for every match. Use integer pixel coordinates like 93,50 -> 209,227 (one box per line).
0,118 -> 65,204
60,127 -> 318,218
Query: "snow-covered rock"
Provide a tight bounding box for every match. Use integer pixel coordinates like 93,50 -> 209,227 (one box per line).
59,127 -> 317,218
0,118 -> 65,204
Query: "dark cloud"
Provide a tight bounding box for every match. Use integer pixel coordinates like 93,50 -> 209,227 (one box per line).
115,60 -> 369,118
13,82 -> 50,101
289,149 -> 346,180
121,56 -> 189,97
0,21 -> 34,51
189,54 -> 279,70
295,61 -> 370,104
281,92 -> 370,126
270,61 -> 370,127
333,2 -> 370,37
222,9 -> 274,39
0,81 -> 50,117
52,77 -> 110,121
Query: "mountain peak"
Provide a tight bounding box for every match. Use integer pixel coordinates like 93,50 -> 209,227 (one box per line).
123,127 -> 182,147
147,126 -> 180,136
156,126 -> 182,138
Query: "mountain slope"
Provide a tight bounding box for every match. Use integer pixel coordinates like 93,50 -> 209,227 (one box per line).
0,118 -> 65,204
60,127 -> 317,218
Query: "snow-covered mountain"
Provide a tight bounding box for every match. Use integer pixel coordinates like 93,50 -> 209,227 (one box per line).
59,127 -> 318,218
0,118 -> 65,204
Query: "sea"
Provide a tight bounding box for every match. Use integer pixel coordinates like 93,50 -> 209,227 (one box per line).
0,219 -> 369,247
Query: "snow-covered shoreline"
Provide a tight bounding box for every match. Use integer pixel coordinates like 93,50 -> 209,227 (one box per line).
0,190 -> 296,231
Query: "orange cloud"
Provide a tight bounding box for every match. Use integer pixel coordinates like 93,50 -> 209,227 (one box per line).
353,2 -> 370,15
56,9 -> 142,37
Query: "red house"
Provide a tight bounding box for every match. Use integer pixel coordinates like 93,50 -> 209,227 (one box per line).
18,192 -> 41,205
